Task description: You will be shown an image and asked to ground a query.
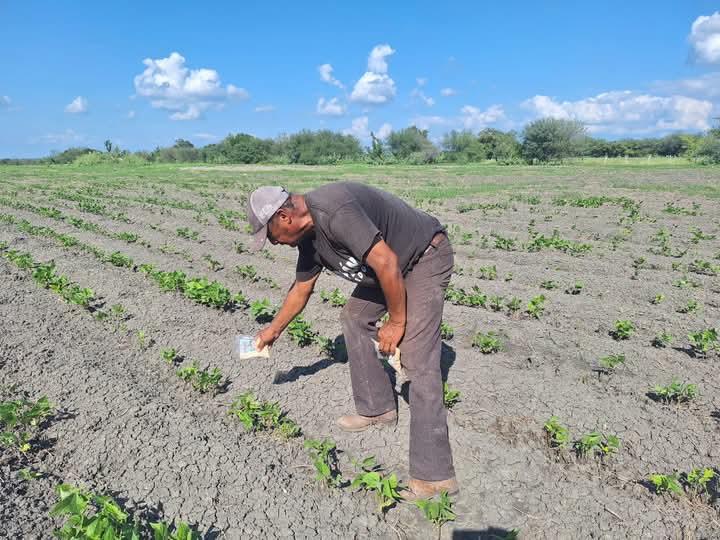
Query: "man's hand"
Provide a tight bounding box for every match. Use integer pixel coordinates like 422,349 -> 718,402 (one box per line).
256,326 -> 281,350
378,318 -> 405,355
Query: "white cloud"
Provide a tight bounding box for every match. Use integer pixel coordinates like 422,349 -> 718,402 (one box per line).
193,132 -> 220,141
316,97 -> 346,116
376,122 -> 392,139
133,52 -> 248,121
127,110 -> 136,119
343,116 -> 369,139
65,96 -> 88,114
416,77 -> 427,87
689,12 -> 720,64
318,64 -> 344,89
254,104 -> 276,112
1,95 -> 10,108
411,115 -> 451,131
522,91 -> 713,134
34,129 -> 85,145
440,87 -> 457,97
350,44 -> 397,104
411,88 -> 435,107
461,104 -> 505,130
654,72 -> 720,98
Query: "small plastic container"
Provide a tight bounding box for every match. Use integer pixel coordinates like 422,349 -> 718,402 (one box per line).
234,335 -> 270,359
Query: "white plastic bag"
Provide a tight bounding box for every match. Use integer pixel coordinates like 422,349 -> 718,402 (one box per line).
371,339 -> 403,376
235,334 -> 270,359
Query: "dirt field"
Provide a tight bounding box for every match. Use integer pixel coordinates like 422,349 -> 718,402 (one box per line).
1,162 -> 719,539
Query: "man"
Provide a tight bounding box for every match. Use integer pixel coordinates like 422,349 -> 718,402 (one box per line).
249,182 -> 457,499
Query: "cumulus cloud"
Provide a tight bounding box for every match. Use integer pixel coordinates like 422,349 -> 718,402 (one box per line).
133,52 -> 248,121
376,122 -> 392,139
65,96 -> 88,114
254,104 -> 276,112
127,110 -> 136,119
316,97 -> 346,116
654,72 -> 720,98
411,88 -> 435,107
461,105 -> 505,130
411,115 -> 451,131
193,132 -> 220,141
318,64 -> 344,89
350,44 -> 397,104
1,95 -> 10,108
440,88 -> 457,97
689,12 -> 720,64
343,116 -> 369,139
522,91 -> 713,134
416,77 -> 427,87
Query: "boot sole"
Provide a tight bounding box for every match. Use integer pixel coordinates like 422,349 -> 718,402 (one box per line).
337,418 -> 397,433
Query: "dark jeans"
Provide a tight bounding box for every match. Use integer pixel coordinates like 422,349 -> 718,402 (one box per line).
339,235 -> 455,481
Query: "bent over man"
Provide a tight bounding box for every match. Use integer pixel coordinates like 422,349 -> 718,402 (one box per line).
249,181 -> 457,499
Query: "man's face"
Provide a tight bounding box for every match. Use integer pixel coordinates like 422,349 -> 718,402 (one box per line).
266,208 -> 305,247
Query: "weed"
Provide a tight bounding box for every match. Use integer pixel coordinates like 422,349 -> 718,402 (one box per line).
249,299 -> 277,323
574,432 -> 620,458
674,275 -> 700,289
651,294 -> 665,305
677,299 -> 700,314
489,295 -> 505,311
320,288 -> 347,307
177,361 -> 223,394
161,348 -> 178,364
440,321 -> 454,340
649,473 -> 683,495
234,241 -> 247,254
350,456 -> 403,513
115,231 -> 139,243
688,328 -> 718,357
471,331 -> 502,353
540,280 -> 558,290
565,282 -> 583,295
690,228 -> 715,244
287,316 -> 318,347
544,416 -> 570,449
598,354 -> 625,373
183,278 -> 232,308
477,265 -> 497,280
415,491 -> 456,540
202,254 -> 223,272
176,227 -> 199,241
652,332 -> 673,348
526,295 -> 546,319
688,259 -> 719,276
650,380 -> 697,403
443,383 -> 461,409
663,202 -> 699,216
235,264 -> 259,281
304,438 -> 342,487
506,297 -> 522,313
106,251 -> 133,268
685,468 -> 715,495
611,320 -> 634,340
18,468 -> 42,481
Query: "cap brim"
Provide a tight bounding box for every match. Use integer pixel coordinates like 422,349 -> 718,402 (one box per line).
251,225 -> 268,251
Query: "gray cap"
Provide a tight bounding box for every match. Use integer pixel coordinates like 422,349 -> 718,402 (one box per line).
247,186 -> 290,250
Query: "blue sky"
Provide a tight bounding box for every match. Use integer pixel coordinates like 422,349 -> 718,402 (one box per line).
2,1 -> 720,157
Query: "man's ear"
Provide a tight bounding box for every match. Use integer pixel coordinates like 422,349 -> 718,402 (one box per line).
276,208 -> 292,224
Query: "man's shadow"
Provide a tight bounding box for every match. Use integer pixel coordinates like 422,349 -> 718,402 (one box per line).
272,335 -> 348,384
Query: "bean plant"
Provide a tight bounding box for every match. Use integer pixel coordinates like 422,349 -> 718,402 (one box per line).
650,380 -> 697,403
688,328 -> 718,357
415,491 -> 456,540
304,438 -> 342,487
228,391 -> 300,438
471,331 -> 502,353
544,416 -> 570,449
176,361 -> 223,394
443,383 -> 461,409
611,320 -> 634,340
350,455 -> 403,513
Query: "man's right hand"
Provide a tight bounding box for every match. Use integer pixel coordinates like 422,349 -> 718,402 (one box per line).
256,326 -> 281,350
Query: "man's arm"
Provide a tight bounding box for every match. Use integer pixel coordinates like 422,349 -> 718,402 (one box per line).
365,239 -> 406,355
256,273 -> 320,349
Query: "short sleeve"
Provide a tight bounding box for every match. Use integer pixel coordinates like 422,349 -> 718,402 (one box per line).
329,202 -> 381,262
295,237 -> 322,282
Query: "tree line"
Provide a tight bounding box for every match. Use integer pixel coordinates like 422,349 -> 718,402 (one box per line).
3,118 -> 720,166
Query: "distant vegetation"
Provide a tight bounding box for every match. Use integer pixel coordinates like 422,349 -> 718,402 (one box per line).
3,118 -> 719,166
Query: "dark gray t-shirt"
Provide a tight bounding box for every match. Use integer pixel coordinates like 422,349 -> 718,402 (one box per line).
295,182 -> 444,287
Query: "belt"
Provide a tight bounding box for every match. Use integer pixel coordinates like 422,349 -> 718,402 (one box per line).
423,232 -> 446,254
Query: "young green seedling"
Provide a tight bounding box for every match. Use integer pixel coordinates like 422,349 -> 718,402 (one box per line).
650,294 -> 665,305
651,332 -> 673,348
320,288 -> 347,307
350,456 -> 403,513
688,328 -> 718,357
440,321 -> 454,340
565,282 -> 583,295
287,316 -> 318,347
304,438 -> 342,487
574,432 -> 620,458
526,295 -> 546,319
489,295 -> 505,312
161,348 -> 178,364
649,473 -> 683,495
443,383 -> 461,409
471,331 -> 502,353
650,380 -> 697,403
249,299 -> 277,323
611,320 -> 634,340
677,300 -> 700,314
415,491 -> 456,540
477,265 -> 497,280
543,416 -> 570,449
598,354 -> 625,374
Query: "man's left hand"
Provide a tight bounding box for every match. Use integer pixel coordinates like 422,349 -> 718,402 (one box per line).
378,318 -> 405,355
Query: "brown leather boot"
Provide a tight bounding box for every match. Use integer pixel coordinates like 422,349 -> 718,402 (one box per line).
336,410 -> 397,432
399,477 -> 459,501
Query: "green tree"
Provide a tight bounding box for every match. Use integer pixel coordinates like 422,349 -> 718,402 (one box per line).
387,126 -> 438,163
521,118 -> 586,163
104,140 -> 113,153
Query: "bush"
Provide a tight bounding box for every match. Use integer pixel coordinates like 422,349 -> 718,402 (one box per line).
387,126 -> 438,163
280,130 -> 362,164
693,135 -> 720,164
73,152 -> 149,166
521,118 -> 586,163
